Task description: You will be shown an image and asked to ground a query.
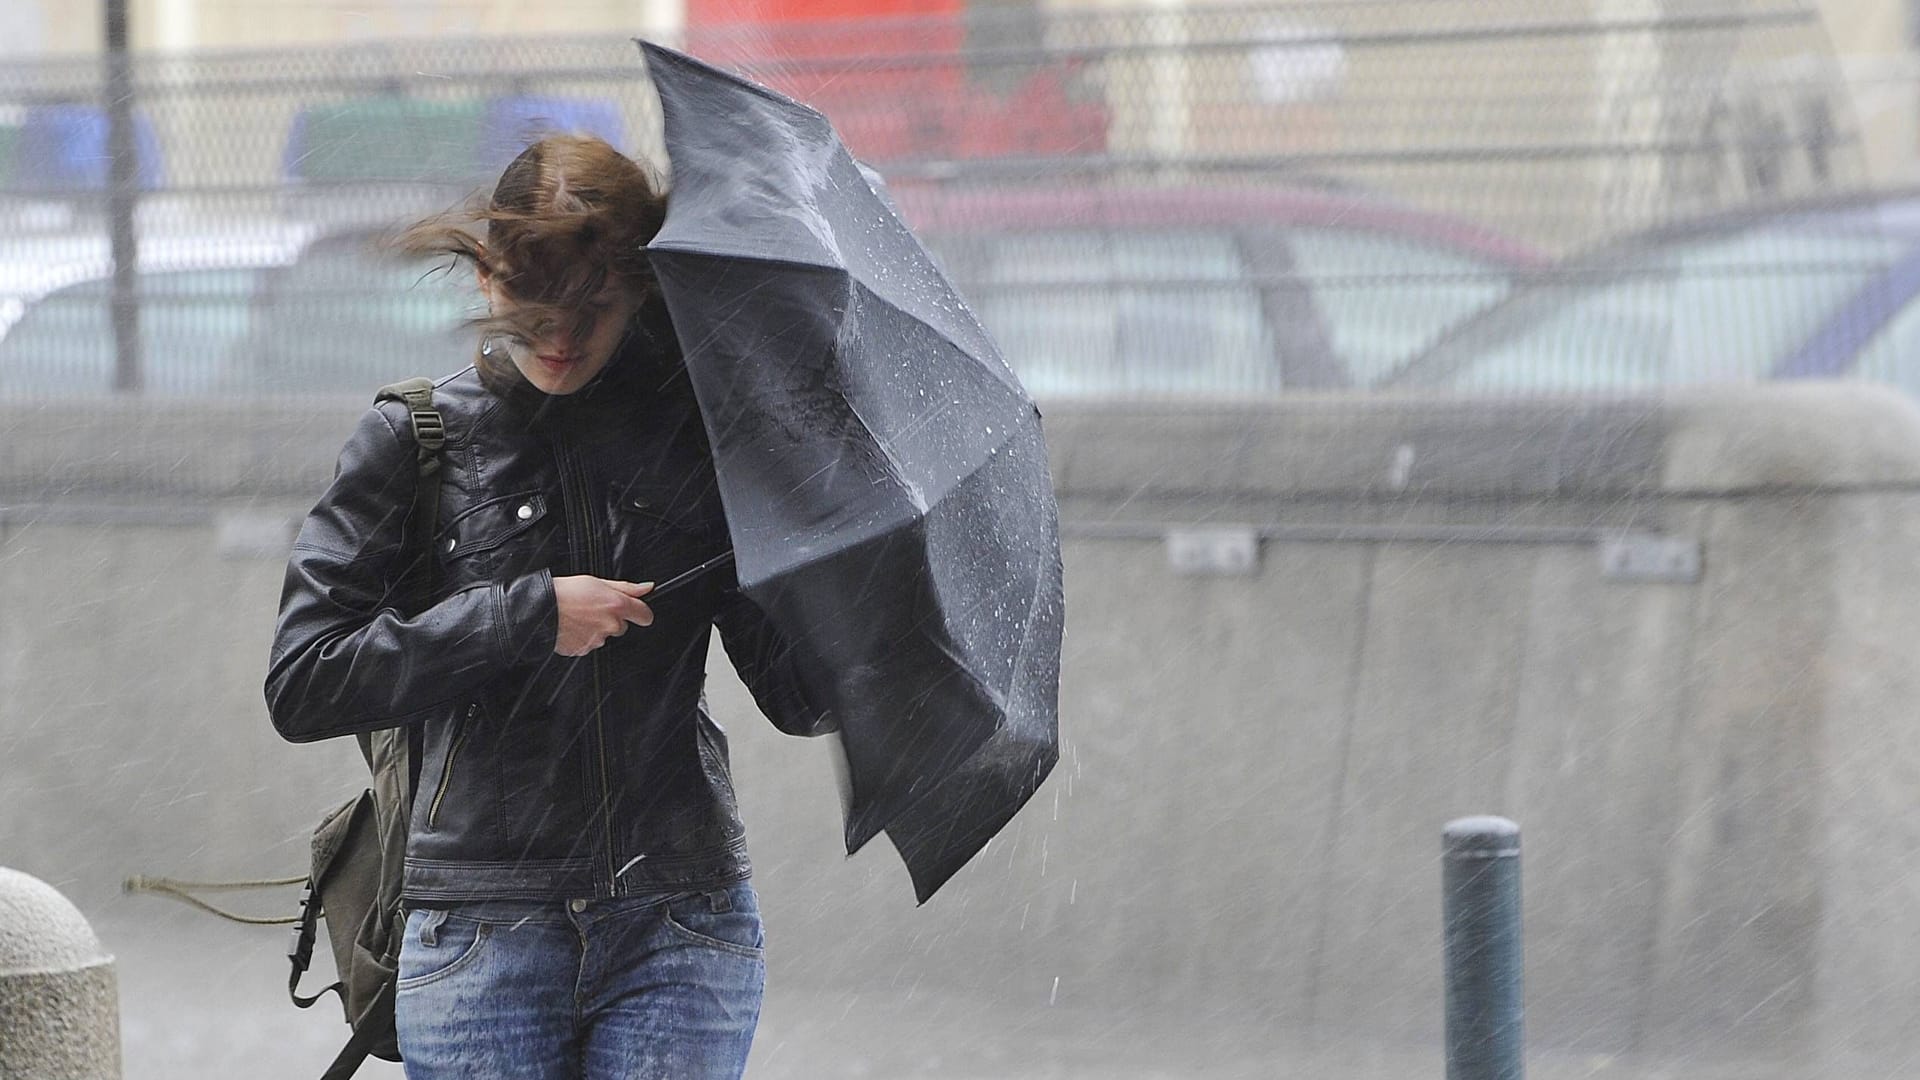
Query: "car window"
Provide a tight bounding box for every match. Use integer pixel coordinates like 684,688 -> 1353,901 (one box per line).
1420,274 -> 1680,393
246,240 -> 476,394
1847,290 -> 1920,400
935,229 -> 1280,396
1284,228 -> 1517,386
0,269 -> 262,398
1401,228 -> 1906,392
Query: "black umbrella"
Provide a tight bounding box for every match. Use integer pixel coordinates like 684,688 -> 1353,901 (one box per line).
637,41 -> 1063,903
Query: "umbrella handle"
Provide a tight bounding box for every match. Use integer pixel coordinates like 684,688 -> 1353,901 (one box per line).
646,549 -> 736,604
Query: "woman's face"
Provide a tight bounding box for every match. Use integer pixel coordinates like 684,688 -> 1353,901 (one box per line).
481,272 -> 642,396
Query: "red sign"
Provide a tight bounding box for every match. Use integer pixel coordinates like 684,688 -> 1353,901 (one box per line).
683,2 -> 1106,163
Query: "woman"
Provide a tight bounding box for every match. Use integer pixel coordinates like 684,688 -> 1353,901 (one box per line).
265,134 -> 828,1079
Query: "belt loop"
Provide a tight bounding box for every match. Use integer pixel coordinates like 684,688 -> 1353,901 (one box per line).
419,908 -> 448,947
706,888 -> 733,913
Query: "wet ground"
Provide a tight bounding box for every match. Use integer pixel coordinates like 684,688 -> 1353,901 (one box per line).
95,900 -> 1795,1079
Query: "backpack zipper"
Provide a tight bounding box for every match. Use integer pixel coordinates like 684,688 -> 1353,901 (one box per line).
427,702 -> 479,830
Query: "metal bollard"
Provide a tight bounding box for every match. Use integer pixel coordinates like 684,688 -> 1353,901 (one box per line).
1443,817 -> 1523,1080
0,867 -> 121,1078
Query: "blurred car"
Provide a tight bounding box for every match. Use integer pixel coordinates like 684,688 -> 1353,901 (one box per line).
0,224 -> 478,398
0,225 -> 315,398
0,184 -> 1545,401
234,228 -> 477,395
894,183 -> 1546,397
265,187 -> 1544,401
1385,190 -> 1920,394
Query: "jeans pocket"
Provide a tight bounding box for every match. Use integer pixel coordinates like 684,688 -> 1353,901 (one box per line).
662,891 -> 765,960
396,910 -> 492,990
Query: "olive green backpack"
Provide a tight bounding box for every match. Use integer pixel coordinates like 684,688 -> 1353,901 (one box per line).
129,377 -> 444,1080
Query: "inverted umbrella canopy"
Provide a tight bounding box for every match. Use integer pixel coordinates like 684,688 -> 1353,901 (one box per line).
637,41 -> 1064,903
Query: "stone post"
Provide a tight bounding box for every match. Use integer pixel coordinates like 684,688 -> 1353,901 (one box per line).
0,868 -> 120,1078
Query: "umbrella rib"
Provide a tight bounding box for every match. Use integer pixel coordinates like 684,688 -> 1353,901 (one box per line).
649,244 -> 847,277
653,250 -> 1019,391
1002,544 -> 1054,715
845,279 -> 1027,398
838,394 -> 918,508
867,649 -> 1007,810
639,41 -> 836,128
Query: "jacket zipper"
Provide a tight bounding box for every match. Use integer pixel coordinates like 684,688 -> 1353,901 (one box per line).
556,437 -> 621,893
427,702 -> 479,830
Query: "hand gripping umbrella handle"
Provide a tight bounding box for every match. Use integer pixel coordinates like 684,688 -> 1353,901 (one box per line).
647,549 -> 737,604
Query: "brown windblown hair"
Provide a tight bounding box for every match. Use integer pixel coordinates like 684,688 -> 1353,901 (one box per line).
395,134 -> 669,382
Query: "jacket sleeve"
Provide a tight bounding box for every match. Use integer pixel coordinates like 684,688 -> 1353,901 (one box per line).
264,404 -> 559,743
714,585 -> 836,737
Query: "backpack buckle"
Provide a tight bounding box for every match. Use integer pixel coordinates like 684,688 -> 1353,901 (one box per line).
410,408 -> 446,455
288,881 -> 317,969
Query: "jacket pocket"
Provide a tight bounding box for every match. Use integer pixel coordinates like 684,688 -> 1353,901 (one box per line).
438,491 -> 549,563
427,701 -> 480,831
396,909 -> 491,990
610,479 -> 726,538
662,889 -> 765,960
610,481 -> 728,576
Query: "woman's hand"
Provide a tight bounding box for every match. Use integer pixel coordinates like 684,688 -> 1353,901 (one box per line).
553,576 -> 654,656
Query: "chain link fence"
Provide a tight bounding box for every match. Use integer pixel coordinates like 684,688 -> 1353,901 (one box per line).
0,0 -> 1880,406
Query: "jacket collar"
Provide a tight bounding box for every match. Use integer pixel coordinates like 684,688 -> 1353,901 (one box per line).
479,305 -> 692,430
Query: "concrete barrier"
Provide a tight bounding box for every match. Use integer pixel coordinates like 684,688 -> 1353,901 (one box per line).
0,868 -> 119,1078
5,383 -> 1920,1074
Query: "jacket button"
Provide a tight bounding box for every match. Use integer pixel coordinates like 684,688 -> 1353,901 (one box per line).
632,498 -> 649,509
569,899 -> 589,913
444,537 -> 457,552
516,503 -> 534,520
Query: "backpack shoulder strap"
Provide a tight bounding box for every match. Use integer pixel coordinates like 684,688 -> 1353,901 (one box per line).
317,980 -> 396,1080
368,378 -> 446,804
374,377 -> 446,478
372,376 -> 446,599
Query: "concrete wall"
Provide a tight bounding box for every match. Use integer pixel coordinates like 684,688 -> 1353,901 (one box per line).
5,384 -> 1920,1072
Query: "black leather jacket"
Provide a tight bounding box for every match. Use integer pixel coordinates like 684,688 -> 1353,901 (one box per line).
265,344 -> 827,903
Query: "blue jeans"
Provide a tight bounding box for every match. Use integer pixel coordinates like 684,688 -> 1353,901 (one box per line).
393,884 -> 765,1080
